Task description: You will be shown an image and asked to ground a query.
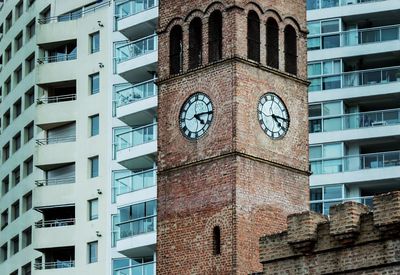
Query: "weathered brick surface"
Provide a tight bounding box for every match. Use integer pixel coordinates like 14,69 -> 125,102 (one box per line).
258,192 -> 400,274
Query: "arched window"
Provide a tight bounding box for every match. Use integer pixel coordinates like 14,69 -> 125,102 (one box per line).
213,226 -> 221,255
208,10 -> 223,63
266,18 -> 279,69
247,10 -> 260,62
170,25 -> 183,75
189,17 -> 203,69
284,25 -> 297,75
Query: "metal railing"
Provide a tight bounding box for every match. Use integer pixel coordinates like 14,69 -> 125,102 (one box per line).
116,34 -> 157,64
311,196 -> 374,215
116,0 -> 158,20
116,80 -> 157,108
309,108 -> 400,133
118,215 -> 156,239
115,261 -> 155,275
310,150 -> 400,175
34,261 -> 75,270
37,94 -> 77,104
35,218 -> 75,228
115,123 -> 157,152
308,65 -> 400,92
35,177 -> 75,186
115,168 -> 156,196
38,1 -> 111,24
37,52 -> 77,64
36,136 -> 76,145
307,0 -> 385,10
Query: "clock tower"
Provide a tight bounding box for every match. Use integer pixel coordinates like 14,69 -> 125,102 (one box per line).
156,1 -> 309,274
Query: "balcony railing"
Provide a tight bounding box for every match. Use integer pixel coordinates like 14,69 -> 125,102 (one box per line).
308,66 -> 400,92
115,123 -> 157,152
116,34 -> 157,64
310,150 -> 400,175
38,1 -> 111,24
35,177 -> 75,187
116,168 -> 156,196
35,218 -> 75,228
116,0 -> 158,20
37,52 -> 77,64
36,136 -> 76,145
116,80 -> 157,108
309,108 -> 400,133
118,215 -> 156,239
307,0 -> 385,11
115,261 -> 155,275
37,94 -> 77,104
311,196 -> 373,215
34,261 -> 75,270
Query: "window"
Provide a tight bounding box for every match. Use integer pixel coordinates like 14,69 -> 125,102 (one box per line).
25,87 -> 35,108
118,200 -> 156,238
24,121 -> 34,143
169,25 -> 183,74
2,142 -> 10,162
14,66 -> 23,85
24,157 -> 33,177
1,209 -> 8,230
26,19 -> 36,40
90,156 -> 99,178
308,60 -> 341,92
25,53 -> 35,74
5,76 -> 11,95
22,262 -> 31,275
90,32 -> 100,53
89,199 -> 98,220
90,73 -> 100,94
28,0 -> 36,8
13,98 -> 22,118
188,17 -> 202,69
10,270 -> 18,275
5,44 -> 12,63
12,166 -> 20,186
5,12 -> 12,32
266,18 -> 279,69
11,200 -> 19,221
88,241 -> 98,263
2,176 -> 9,196
11,235 -> 19,255
208,10 -> 222,63
12,132 -> 21,152
0,243 -> 7,262
23,192 -> 32,212
213,226 -> 221,255
309,143 -> 343,174
284,25 -> 297,75
247,11 -> 260,62
15,32 -> 23,52
22,227 -> 32,248
16,1 -> 24,19
310,184 -> 344,215
90,114 -> 99,136
307,19 -> 340,51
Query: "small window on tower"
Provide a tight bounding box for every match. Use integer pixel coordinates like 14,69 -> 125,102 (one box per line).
247,11 -> 260,62
213,226 -> 221,255
284,25 -> 297,75
169,25 -> 183,75
208,10 -> 223,63
266,18 -> 279,69
189,17 -> 203,69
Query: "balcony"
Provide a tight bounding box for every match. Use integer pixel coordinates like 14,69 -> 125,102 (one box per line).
116,80 -> 158,127
37,53 -> 77,64
34,247 -> 75,271
307,0 -> 385,11
116,0 -> 158,40
115,35 -> 158,83
35,218 -> 75,228
310,195 -> 373,215
115,261 -> 155,275
115,168 -> 156,196
115,124 -> 157,170
36,136 -> 76,146
35,177 -> 75,187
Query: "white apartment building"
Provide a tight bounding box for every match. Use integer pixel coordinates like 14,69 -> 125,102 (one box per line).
307,0 -> 400,214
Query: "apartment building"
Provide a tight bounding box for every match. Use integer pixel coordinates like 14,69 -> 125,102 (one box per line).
307,0 -> 400,214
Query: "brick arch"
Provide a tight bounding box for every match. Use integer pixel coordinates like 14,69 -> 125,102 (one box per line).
263,9 -> 283,24
204,206 -> 233,254
243,1 -> 265,17
184,9 -> 205,24
283,16 -> 305,34
204,1 -> 226,17
163,17 -> 185,34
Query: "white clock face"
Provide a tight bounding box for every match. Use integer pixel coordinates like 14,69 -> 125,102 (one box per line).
179,92 -> 214,140
258,93 -> 290,139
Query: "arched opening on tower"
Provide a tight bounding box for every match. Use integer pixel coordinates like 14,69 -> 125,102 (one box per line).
284,25 -> 297,75
266,18 -> 279,69
208,10 -> 223,63
170,25 -> 183,75
189,17 -> 203,69
247,10 -> 260,62
213,226 -> 221,255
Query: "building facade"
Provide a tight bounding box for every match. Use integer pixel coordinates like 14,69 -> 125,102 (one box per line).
307,0 -> 400,215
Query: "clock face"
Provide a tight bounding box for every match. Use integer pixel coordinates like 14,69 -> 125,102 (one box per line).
258,93 -> 290,139
179,92 -> 214,140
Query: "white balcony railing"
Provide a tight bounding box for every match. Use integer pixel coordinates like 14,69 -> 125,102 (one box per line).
116,80 -> 157,108
36,136 -> 76,145
35,177 -> 75,187
37,52 -> 77,64
310,150 -> 400,175
34,261 -> 75,270
35,218 -> 75,228
115,168 -> 156,196
37,94 -> 77,104
115,261 -> 155,275
309,108 -> 400,133
115,34 -> 157,64
115,0 -> 158,20
308,65 -> 400,92
115,123 -> 157,152
307,0 -> 386,11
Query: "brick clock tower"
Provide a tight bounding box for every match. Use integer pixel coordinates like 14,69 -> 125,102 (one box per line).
156,0 -> 309,274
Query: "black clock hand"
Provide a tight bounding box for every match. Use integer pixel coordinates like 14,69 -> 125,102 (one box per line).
271,114 -> 288,122
194,111 -> 213,124
271,114 -> 282,128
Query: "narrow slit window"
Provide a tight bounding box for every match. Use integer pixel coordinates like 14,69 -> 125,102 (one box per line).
284,25 -> 297,75
213,226 -> 221,255
247,11 -> 260,62
189,17 -> 203,69
266,18 -> 279,69
170,25 -> 183,75
208,10 -> 223,63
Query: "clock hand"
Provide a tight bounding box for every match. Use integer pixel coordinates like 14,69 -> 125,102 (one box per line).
193,111 -> 213,125
271,114 -> 288,122
271,114 -> 282,128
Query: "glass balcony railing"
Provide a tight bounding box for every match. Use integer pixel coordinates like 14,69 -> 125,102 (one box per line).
116,0 -> 158,20
115,123 -> 157,152
308,66 -> 400,92
34,261 -> 75,270
116,80 -> 157,108
35,218 -> 75,228
116,34 -> 157,64
37,52 -> 77,64
309,108 -> 400,133
311,196 -> 373,215
307,0 -> 385,11
310,150 -> 400,175
115,262 -> 155,275
116,168 -> 156,196
118,215 -> 156,239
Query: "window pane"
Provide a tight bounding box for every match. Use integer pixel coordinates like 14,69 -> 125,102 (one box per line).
309,146 -> 322,159
307,37 -> 321,50
308,78 -> 322,92
308,63 -> 322,77
310,188 -> 322,201
323,143 -> 342,158
323,117 -> 342,132
322,76 -> 341,90
91,74 -> 100,94
321,20 -> 339,33
324,185 -> 342,200
91,115 -> 99,136
309,119 -> 322,133
309,105 -> 322,117
323,102 -> 341,116
91,32 -> 100,53
307,22 -> 320,35
91,156 -> 99,178
323,159 -> 343,173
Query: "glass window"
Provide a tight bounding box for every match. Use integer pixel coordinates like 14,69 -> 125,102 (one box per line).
90,114 -> 99,136
307,22 -> 320,35
323,102 -> 341,116
88,241 -> 98,263
89,199 -> 98,220
310,188 -> 322,201
11,200 -> 20,221
322,76 -> 341,90
323,117 -> 342,132
90,32 -> 100,53
321,20 -> 339,33
90,156 -> 99,178
22,227 -> 32,248
323,60 -> 341,75
324,185 -> 342,200
90,73 -> 100,94
308,63 -> 322,77
323,143 -> 342,158
322,34 -> 340,49
309,105 -> 322,117
309,146 -> 322,159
